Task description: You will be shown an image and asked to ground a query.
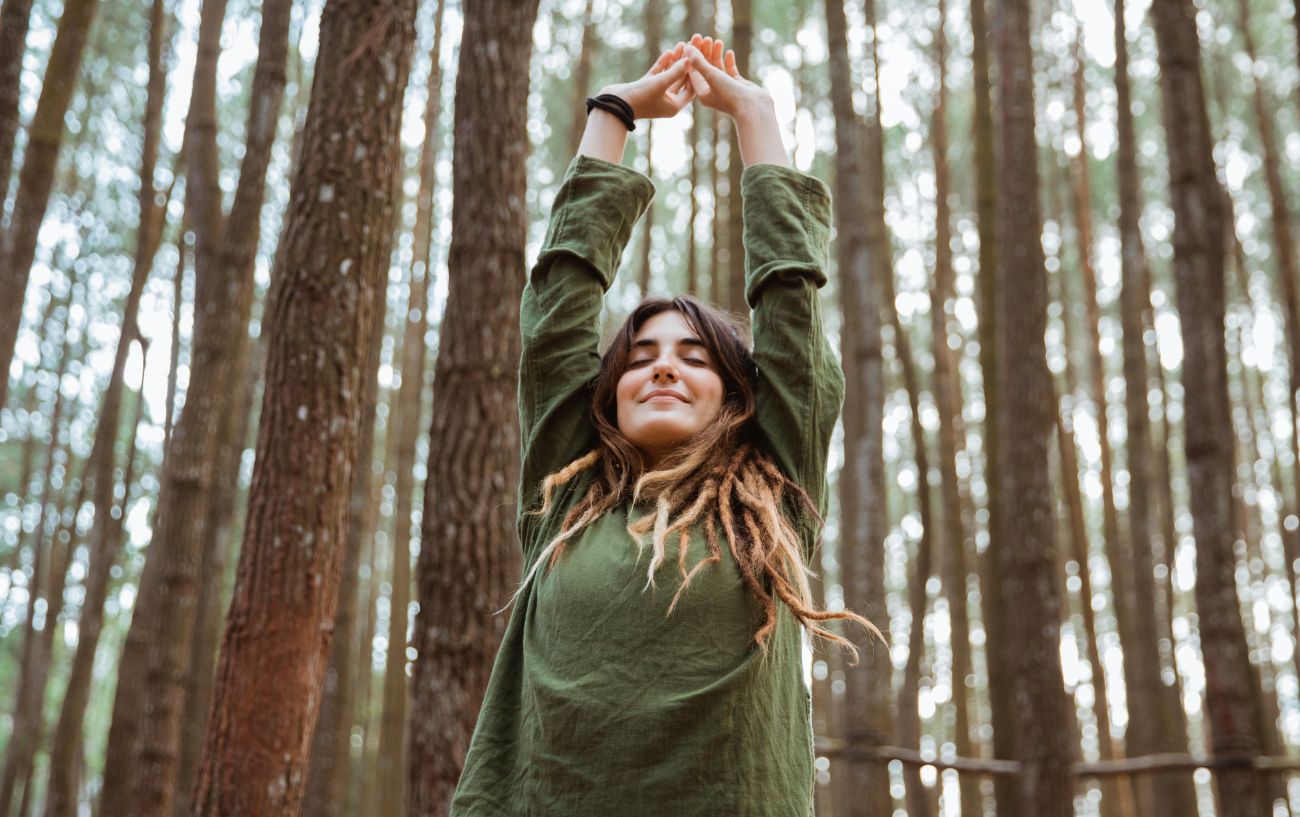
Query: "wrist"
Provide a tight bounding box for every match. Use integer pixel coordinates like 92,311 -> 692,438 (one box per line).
597,85 -> 639,118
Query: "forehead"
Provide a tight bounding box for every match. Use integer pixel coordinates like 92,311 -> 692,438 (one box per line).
632,310 -> 701,344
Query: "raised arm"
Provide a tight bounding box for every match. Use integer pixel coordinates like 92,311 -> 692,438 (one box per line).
684,38 -> 845,523
517,48 -> 695,550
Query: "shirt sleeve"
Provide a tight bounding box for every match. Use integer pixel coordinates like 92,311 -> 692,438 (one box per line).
741,163 -> 845,550
517,154 -> 655,549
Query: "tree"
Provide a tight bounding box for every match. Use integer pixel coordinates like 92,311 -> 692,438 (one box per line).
406,0 -> 542,811
0,0 -> 103,410
1150,0 -> 1261,813
0,0 -> 34,209
95,1 -> 292,814
823,0 -> 891,814
992,0 -> 1073,812
185,0 -> 419,813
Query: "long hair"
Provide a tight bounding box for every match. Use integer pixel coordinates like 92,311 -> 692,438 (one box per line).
507,294 -> 880,662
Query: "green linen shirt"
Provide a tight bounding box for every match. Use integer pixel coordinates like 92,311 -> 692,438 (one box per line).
449,154 -> 845,817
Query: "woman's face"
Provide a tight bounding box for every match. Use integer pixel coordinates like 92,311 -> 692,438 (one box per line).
615,310 -> 725,466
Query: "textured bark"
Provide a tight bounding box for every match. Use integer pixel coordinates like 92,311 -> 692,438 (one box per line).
928,6 -> 979,815
164,224 -> 185,457
187,1 -> 418,814
636,0 -> 663,296
993,0 -> 1074,812
0,0 -> 101,411
725,0 -> 751,315
971,0 -> 1012,809
41,7 -> 170,816
1113,0 -> 1199,813
1150,0 -> 1261,812
0,281 -> 78,817
95,2 -> 291,815
823,1 -> 890,815
0,0 -> 34,211
406,1 -> 539,814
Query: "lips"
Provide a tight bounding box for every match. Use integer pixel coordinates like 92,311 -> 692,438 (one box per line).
642,389 -> 688,403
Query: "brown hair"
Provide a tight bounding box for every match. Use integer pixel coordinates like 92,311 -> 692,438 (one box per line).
509,294 -> 880,662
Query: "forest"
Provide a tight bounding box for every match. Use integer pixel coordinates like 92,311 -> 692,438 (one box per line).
1,0 -> 1299,814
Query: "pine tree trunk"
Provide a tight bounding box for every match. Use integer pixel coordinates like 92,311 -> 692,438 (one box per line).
0,281 -> 78,817
1150,0 -> 1261,812
41,6 -> 170,815
96,2 -> 291,814
993,0 -> 1074,812
568,0 -> 598,158
726,0 -> 751,315
710,112 -> 725,307
823,1 -> 890,814
187,2 -> 418,814
406,0 -> 540,813
637,0 -> 663,296
0,0 -> 34,212
1113,0 -> 1199,812
0,0 -> 101,411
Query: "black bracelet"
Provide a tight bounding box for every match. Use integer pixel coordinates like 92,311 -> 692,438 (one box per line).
586,93 -> 636,131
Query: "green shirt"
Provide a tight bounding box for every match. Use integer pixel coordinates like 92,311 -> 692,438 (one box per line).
450,155 -> 844,817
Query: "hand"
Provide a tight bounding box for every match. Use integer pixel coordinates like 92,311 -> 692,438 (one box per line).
599,43 -> 695,120
682,33 -> 774,122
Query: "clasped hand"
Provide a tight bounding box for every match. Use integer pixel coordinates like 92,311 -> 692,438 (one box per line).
600,33 -> 775,124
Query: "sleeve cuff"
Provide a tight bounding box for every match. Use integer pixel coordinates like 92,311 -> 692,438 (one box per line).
537,155 -> 657,289
740,164 -> 833,308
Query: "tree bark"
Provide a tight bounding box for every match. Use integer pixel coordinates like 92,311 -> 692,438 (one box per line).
186,1 -> 418,814
726,0 -> 751,315
637,0 -> 663,296
1150,0 -> 1261,812
823,1 -> 891,815
567,0 -> 598,158
95,2 -> 291,814
0,0 -> 102,411
406,0 -> 541,813
41,5 -> 171,816
1113,1 -> 1199,813
992,0 -> 1074,812
0,0 -> 34,212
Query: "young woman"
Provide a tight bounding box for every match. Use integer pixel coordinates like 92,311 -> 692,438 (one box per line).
450,34 -> 876,816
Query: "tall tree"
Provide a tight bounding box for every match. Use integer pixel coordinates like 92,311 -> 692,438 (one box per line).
406,0 -> 542,814
823,0 -> 891,815
726,0 -> 752,314
0,0 -> 34,210
40,4 -> 172,816
1150,0 -> 1261,813
95,1 -> 292,814
637,0 -> 664,294
1113,0 -> 1199,813
992,0 -> 1073,813
375,6 -> 448,813
0,0 -> 102,410
186,0 -> 419,813
568,0 -> 599,157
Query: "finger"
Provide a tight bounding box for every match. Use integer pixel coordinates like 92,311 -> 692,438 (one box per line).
649,56 -> 691,91
649,47 -> 676,74
684,44 -> 727,83
671,80 -> 697,108
686,67 -> 711,98
711,40 -> 725,69
725,49 -> 740,78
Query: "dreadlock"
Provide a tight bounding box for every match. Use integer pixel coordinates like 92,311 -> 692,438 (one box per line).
505,295 -> 880,663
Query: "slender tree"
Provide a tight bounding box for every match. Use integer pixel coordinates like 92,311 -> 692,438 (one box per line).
993,0 -> 1073,813
0,0 -> 102,410
1151,0 -> 1261,813
637,0 -> 664,294
568,0 -> 599,157
0,0 -> 34,210
726,0 -> 752,315
824,1 -> 891,815
185,0 -> 418,814
95,2 -> 292,814
406,0 -> 542,813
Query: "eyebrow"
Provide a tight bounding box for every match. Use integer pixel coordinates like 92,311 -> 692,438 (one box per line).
631,337 -> 708,352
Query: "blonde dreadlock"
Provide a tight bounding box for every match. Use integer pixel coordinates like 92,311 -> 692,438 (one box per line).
504,295 -> 880,663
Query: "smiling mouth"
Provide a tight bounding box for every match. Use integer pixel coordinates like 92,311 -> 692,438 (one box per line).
643,392 -> 687,403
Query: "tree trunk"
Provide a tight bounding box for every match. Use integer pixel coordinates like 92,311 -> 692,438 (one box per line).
710,111 -> 725,307
186,2 -> 418,814
637,0 -> 663,296
405,1 -> 540,814
928,5 -> 980,814
567,0 -> 598,158
40,6 -> 170,816
725,0 -> 751,315
0,0 -> 102,411
993,0 -> 1074,812
684,0 -> 702,296
823,1 -> 891,815
0,278 -> 79,817
95,2 -> 292,814
1150,0 -> 1261,812
1113,0 -> 1199,812
0,0 -> 34,212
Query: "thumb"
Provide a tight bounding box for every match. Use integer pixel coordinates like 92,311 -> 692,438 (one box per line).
684,45 -> 726,83
649,57 -> 691,91
686,67 -> 711,97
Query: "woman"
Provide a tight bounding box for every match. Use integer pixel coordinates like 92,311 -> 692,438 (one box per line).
450,34 -> 876,816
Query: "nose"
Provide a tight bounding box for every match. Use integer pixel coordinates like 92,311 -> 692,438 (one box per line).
651,361 -> 677,382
